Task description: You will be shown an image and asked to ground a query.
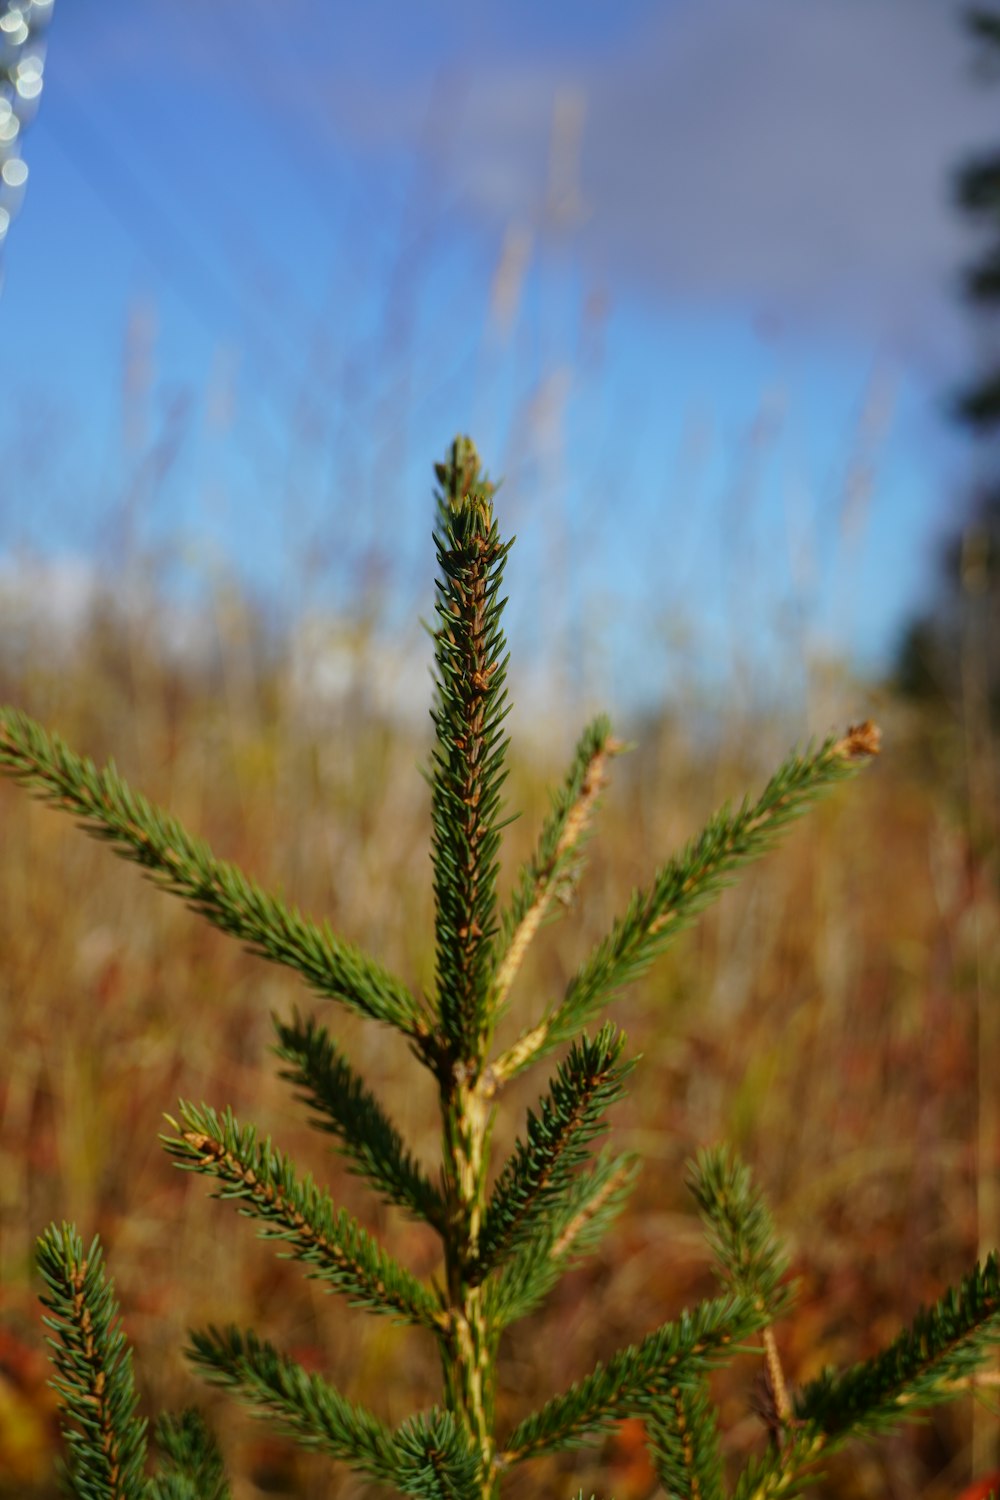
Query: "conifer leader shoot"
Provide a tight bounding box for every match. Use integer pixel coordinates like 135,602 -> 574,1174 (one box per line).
5,440 -> 998,1500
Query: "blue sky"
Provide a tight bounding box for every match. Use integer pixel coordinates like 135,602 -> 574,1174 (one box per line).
0,0 -> 994,720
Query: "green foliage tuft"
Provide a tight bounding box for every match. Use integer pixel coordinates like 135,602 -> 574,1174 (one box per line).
391,1409 -> 484,1499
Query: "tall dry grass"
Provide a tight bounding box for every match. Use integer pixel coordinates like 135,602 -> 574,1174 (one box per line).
0,574 -> 995,1500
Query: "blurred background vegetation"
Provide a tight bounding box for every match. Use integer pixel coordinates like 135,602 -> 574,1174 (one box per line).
4,3 -> 1000,1498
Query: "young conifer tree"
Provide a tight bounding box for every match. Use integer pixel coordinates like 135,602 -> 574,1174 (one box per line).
4,437 -> 1000,1500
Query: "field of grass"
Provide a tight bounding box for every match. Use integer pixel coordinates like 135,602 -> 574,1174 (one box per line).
0,586 -> 997,1499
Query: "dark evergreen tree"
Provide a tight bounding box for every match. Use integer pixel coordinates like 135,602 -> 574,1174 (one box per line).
956,6 -> 1000,431
895,7 -> 1000,722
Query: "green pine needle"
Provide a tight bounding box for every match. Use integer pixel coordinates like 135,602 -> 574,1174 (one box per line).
162,1103 -> 445,1334
0,707 -> 428,1042
272,1010 -> 446,1230
145,1476 -> 196,1500
36,1223 -> 149,1500
475,1025 -> 633,1282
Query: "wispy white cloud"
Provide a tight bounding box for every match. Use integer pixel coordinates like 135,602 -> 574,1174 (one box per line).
294,0 -> 994,374
576,0 -> 993,370
69,0 -> 990,376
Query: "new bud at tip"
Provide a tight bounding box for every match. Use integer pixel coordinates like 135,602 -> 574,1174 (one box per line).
833,720 -> 881,760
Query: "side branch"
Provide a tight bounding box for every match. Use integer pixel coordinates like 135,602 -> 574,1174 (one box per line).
163,1104 -> 447,1335
646,1381 -> 725,1500
189,1329 -> 482,1498
731,1430 -> 827,1500
487,1149 -> 639,1328
492,716 -> 621,1014
501,1292 -> 765,1464
188,1326 -> 400,1481
494,724 -> 880,1082
732,1255 -> 1000,1500
475,1026 -> 632,1283
0,708 -> 429,1043
273,1011 -> 447,1231
36,1224 -> 149,1498
796,1252 -> 1000,1439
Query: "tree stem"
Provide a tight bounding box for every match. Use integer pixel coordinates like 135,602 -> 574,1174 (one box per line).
441,1071 -> 500,1498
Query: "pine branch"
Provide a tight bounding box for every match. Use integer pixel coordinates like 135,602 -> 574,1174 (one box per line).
148,1409 -> 230,1500
796,1253 -> 1000,1441
429,490 -> 513,1068
0,708 -> 428,1043
187,1325 -> 400,1480
486,1148 -> 639,1328
188,1328 -> 479,1497
36,1223 -> 149,1500
163,1103 -> 445,1335
494,723 -> 881,1081
272,1010 -> 446,1230
492,716 -> 621,1014
646,1380 -> 725,1500
687,1146 -> 791,1315
688,1145 -> 793,1427
502,1292 -> 766,1464
474,1025 -> 633,1283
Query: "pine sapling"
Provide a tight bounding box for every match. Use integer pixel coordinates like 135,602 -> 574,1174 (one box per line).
4,436 -> 998,1500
